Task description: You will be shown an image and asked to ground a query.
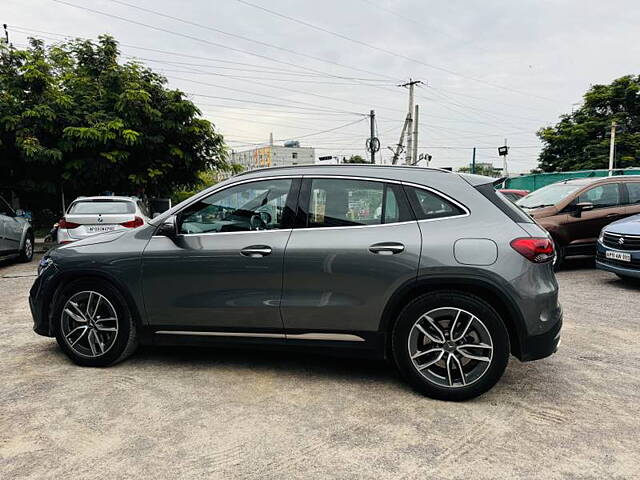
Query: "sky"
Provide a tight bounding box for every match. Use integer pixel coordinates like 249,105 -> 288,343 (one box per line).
5,0 -> 640,172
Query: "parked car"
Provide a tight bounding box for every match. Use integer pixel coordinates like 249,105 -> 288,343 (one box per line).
596,213 -> 640,280
0,195 -> 34,263
516,176 -> 640,269
30,165 -> 562,401
57,196 -> 149,244
499,189 -> 530,202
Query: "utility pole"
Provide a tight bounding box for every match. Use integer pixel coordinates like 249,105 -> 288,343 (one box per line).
2,24 -> 8,45
502,138 -> 509,177
471,147 -> 476,174
369,110 -> 376,163
391,116 -> 409,165
398,79 -> 422,165
412,104 -> 419,165
608,121 -> 617,176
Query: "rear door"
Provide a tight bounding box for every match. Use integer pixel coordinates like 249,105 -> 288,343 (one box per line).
623,181 -> 640,217
280,177 -> 421,342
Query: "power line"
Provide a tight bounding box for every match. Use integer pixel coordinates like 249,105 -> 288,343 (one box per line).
234,0 -> 561,103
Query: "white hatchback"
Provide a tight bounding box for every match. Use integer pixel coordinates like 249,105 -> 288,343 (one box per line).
57,196 -> 149,244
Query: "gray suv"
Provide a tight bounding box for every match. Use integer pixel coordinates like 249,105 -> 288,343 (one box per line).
30,165 -> 562,400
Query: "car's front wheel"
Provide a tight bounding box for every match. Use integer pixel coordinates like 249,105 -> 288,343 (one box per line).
53,279 -> 138,367
392,291 -> 509,401
19,233 -> 34,262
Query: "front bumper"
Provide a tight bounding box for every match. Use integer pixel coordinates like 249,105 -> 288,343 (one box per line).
29,264 -> 59,337
595,243 -> 640,278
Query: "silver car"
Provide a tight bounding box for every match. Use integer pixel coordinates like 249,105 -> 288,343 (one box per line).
57,196 -> 149,244
31,165 -> 562,401
0,195 -> 34,263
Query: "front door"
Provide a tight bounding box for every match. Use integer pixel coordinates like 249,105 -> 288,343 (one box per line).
0,197 -> 19,254
281,177 -> 421,340
142,177 -> 300,333
562,183 -> 624,249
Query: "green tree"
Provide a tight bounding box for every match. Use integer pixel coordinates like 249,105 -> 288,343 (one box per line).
457,164 -> 501,177
537,75 -> 640,172
344,154 -> 368,164
0,35 -> 227,212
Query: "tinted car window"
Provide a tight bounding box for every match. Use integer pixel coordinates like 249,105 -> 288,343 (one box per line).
69,201 -> 135,214
179,179 -> 293,234
307,179 -> 409,227
626,182 -> 640,204
405,186 -> 465,220
577,183 -> 620,208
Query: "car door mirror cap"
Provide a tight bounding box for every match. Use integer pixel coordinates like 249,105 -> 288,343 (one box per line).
156,215 -> 177,238
571,202 -> 594,217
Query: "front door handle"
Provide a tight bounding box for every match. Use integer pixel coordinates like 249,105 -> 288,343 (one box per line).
369,242 -> 405,255
240,245 -> 272,257
606,213 -> 620,218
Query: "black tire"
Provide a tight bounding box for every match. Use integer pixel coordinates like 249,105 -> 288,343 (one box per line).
19,232 -> 34,263
552,238 -> 565,272
53,279 -> 138,367
392,291 -> 510,401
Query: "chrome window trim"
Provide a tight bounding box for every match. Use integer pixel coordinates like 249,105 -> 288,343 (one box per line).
154,331 -> 365,342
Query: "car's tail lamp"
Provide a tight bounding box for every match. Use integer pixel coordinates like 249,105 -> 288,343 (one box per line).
510,237 -> 554,263
58,218 -> 80,229
120,216 -> 144,228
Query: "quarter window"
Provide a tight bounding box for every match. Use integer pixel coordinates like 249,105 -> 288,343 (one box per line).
178,179 -> 293,234
405,186 -> 466,220
306,179 -> 410,227
577,184 -> 620,208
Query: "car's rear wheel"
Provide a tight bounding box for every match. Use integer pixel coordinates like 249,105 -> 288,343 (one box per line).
19,233 -> 34,262
392,291 -> 509,401
552,238 -> 564,271
53,279 -> 138,367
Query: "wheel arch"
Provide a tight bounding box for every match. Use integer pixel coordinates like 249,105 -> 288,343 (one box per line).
379,273 -> 526,360
44,270 -> 144,336
19,226 -> 34,251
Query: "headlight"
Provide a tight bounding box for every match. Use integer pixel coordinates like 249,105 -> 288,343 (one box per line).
38,256 -> 53,276
598,230 -> 605,243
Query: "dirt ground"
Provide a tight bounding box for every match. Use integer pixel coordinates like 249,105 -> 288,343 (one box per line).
1,255 -> 638,479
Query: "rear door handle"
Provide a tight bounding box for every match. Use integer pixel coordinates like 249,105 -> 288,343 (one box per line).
369,242 -> 405,255
606,213 -> 620,218
240,245 -> 272,257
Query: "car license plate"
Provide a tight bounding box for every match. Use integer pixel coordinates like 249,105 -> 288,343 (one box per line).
606,250 -> 631,262
87,225 -> 116,233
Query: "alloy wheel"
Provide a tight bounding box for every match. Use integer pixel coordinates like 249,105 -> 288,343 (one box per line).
61,291 -> 119,358
407,307 -> 493,388
24,238 -> 33,259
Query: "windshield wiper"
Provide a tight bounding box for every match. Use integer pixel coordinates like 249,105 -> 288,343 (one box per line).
520,203 -> 553,209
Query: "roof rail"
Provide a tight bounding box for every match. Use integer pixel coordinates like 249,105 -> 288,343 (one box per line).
233,163 -> 453,177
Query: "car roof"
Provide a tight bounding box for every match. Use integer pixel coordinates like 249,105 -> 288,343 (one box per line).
556,175 -> 640,186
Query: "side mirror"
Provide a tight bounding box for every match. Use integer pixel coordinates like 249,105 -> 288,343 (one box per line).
156,215 -> 177,238
571,202 -> 594,218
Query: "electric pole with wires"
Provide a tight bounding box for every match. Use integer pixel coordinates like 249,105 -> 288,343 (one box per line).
393,79 -> 422,165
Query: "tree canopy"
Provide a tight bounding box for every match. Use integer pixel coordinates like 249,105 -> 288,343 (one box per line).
537,75 -> 640,172
0,35 -> 226,209
344,154 -> 368,163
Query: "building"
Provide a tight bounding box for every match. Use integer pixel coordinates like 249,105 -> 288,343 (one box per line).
231,141 -> 315,171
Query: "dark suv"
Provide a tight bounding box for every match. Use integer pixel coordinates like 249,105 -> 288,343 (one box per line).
30,165 -> 562,401
516,176 -> 640,268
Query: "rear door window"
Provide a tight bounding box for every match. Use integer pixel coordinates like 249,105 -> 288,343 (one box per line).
305,179 -> 412,228
625,182 -> 640,204
69,201 -> 135,214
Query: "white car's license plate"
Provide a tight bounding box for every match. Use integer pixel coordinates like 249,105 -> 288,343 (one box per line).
606,250 -> 631,262
87,225 -> 116,233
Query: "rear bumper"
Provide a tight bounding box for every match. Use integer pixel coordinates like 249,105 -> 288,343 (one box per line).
518,304 -> 562,362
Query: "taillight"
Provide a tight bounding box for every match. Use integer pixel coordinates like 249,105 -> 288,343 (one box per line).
58,218 -> 80,229
510,237 -> 554,263
120,216 -> 144,228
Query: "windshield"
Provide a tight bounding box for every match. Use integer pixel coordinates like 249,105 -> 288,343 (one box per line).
69,200 -> 135,214
516,183 -> 581,209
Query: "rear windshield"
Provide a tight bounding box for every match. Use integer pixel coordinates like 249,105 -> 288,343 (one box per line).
69,200 -> 135,214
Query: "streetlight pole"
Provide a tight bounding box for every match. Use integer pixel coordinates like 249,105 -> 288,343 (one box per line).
608,121 -> 617,176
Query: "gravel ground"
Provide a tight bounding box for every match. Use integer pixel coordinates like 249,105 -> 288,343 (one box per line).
1,255 -> 638,479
